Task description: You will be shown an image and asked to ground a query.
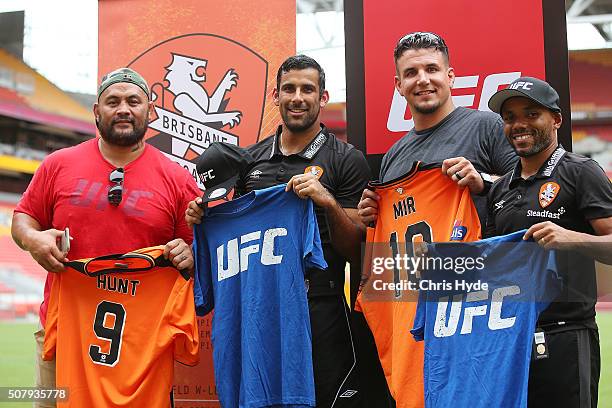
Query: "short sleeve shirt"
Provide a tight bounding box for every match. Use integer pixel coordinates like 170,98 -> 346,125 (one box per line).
379,107 -> 517,224
236,124 -> 371,292
486,145 -> 612,324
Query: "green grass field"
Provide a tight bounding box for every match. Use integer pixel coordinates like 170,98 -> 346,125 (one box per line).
2,315 -> 612,406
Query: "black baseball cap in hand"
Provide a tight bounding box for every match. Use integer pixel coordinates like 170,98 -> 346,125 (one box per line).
196,142 -> 254,203
488,76 -> 561,114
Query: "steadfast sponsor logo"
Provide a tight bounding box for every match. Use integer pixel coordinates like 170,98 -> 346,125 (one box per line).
527,206 -> 565,220
387,72 -> 521,132
249,169 -> 262,179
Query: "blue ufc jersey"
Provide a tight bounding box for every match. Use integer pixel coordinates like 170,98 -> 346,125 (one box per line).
193,184 -> 327,408
411,230 -> 561,408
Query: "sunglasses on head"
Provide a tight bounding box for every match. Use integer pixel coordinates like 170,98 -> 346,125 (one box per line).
397,31 -> 444,45
108,168 -> 124,206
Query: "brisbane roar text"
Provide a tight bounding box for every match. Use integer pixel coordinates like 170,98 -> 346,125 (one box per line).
217,228 -> 288,281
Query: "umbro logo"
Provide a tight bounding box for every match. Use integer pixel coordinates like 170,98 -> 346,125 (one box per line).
249,169 -> 262,179
339,390 -> 358,398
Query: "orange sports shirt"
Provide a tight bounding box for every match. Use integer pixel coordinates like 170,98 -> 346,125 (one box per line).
355,163 -> 481,408
43,246 -> 199,408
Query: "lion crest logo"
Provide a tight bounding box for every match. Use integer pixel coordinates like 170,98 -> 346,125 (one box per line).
164,53 -> 241,131
128,34 -> 268,189
538,182 -> 560,208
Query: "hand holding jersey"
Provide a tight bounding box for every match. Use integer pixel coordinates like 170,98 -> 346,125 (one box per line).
441,156 -> 485,193
358,157 -> 484,228
163,238 -> 194,274
286,172 -> 335,206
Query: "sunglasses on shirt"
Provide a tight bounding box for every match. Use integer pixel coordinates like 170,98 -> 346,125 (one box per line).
108,168 -> 124,206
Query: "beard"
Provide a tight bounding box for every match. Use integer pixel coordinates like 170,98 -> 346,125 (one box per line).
413,101 -> 441,115
511,126 -> 553,157
97,117 -> 148,147
281,105 -> 320,133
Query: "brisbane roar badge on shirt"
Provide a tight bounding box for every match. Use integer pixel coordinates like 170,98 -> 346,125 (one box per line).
304,165 -> 324,179
539,182 -> 560,208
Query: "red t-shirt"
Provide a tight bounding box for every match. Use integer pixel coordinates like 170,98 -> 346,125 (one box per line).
14,138 -> 201,325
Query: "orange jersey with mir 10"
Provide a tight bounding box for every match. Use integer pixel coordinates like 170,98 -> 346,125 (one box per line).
43,246 -> 200,408
355,163 -> 481,408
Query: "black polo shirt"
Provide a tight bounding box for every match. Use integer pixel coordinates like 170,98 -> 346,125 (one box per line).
235,124 -> 371,295
485,145 -> 612,327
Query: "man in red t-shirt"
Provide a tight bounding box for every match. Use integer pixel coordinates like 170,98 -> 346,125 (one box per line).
11,68 -> 200,408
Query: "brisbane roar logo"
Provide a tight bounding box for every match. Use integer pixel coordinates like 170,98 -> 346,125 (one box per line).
128,34 -> 268,189
304,165 -> 324,179
539,182 -> 560,208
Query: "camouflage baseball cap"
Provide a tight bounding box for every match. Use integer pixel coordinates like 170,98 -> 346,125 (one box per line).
97,68 -> 149,100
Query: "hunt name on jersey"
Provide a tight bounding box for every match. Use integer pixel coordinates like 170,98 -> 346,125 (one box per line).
97,275 -> 141,297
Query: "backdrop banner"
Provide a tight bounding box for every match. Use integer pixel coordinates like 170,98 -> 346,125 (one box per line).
345,0 -> 571,174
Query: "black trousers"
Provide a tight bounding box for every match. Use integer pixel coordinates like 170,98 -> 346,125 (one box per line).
309,294 -> 362,408
528,327 -> 600,408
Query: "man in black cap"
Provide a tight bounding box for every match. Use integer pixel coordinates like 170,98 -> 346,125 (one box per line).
187,55 -> 370,407
12,67 -> 200,407
486,76 -> 612,407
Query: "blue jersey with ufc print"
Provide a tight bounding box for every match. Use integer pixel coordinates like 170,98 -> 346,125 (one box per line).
411,230 -> 561,408
193,184 -> 327,408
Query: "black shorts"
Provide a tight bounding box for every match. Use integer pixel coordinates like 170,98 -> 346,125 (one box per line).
528,327 -> 600,408
309,294 -> 362,408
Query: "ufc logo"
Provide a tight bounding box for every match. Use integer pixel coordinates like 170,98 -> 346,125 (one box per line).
508,81 -> 533,90
387,72 -> 521,132
217,228 -> 287,281
199,169 -> 215,183
433,286 -> 520,337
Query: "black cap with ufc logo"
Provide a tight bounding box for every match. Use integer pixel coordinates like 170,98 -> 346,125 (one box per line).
196,142 -> 254,203
488,76 -> 561,114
